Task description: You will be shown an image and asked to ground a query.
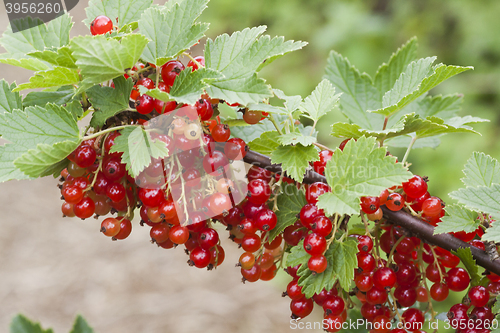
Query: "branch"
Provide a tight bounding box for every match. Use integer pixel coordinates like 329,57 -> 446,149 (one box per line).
242,150 -> 500,276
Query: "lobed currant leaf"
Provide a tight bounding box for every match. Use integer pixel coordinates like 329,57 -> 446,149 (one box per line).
270,143 -> 319,183
88,76 -> 134,128
278,132 -> 316,147
27,47 -> 77,69
70,34 -> 149,87
10,314 -> 54,333
110,126 -> 169,178
139,0 -> 209,66
299,79 -> 341,122
268,183 -> 307,242
373,37 -> 418,95
230,115 -> 287,142
434,204 -> 480,234
84,0 -> 153,28
273,88 -> 302,114
461,152 -> 500,187
23,86 -> 76,108
14,67 -> 80,91
217,103 -> 238,121
0,80 -> 22,114
316,136 -> 412,216
451,248 -> 481,287
248,131 -> 280,156
69,315 -> 94,333
450,185 -> 500,221
323,50 -> 383,130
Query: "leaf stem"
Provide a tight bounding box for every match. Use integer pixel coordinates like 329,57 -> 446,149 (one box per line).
401,135 -> 418,165
314,142 -> 335,153
82,125 -> 133,141
268,114 -> 283,135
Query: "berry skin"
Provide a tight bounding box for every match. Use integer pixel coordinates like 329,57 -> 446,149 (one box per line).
74,144 -> 97,168
247,165 -> 273,183
106,183 -> 126,203
468,286 -> 490,307
211,124 -> 231,142
197,228 -> 219,249
403,175 -> 428,199
100,217 -> 121,237
355,234 -> 374,253
208,193 -> 232,216
187,56 -> 205,71
394,286 -> 417,307
168,225 -> 189,244
308,254 -> 328,274
195,99 -> 214,121
202,150 -> 229,175
113,218 -> 132,240
373,267 -> 397,289
254,209 -> 277,231
360,196 -> 380,214
305,182 -> 330,205
310,216 -> 333,237
299,203 -> 324,229
62,185 -> 84,204
241,264 -> 262,282
73,197 -> 95,219
102,157 -> 126,181
61,201 -> 75,217
372,315 -> 391,333
385,193 -> 405,211
243,110 -> 263,124
189,247 -> 211,268
430,282 -> 449,302
447,303 -> 469,329
338,139 -> 351,151
138,188 -> 164,208
303,233 -> 327,256
241,234 -> 261,253
445,267 -> 470,292
313,150 -> 333,175
239,252 -> 255,270
161,60 -> 185,86
357,252 -> 376,272
355,273 -> 373,292
323,296 -> 345,316
366,287 -> 388,305
136,94 -> 155,114
247,179 -> 271,205
286,280 -> 304,300
401,308 -> 424,332
150,223 -> 170,244
290,297 -> 314,319
90,15 -> 113,35
224,138 -> 247,160
422,196 -> 444,217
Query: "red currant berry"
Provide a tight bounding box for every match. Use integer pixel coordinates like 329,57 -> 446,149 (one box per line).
403,175 -> 428,199
138,188 -> 164,208
113,217 -> 132,240
300,203 -> 325,229
211,124 -> 230,142
323,295 -> 345,316
310,216 -> 333,237
385,193 -> 405,211
136,94 -> 155,114
305,182 -> 330,205
197,228 -> 219,249
241,264 -> 262,282
366,287 -> 388,305
100,217 -> 121,237
106,183 -> 126,203
187,56 -> 205,71
430,282 -> 449,302
373,267 -> 397,289
247,179 -> 271,205
241,234 -> 261,253
290,297 -> 314,319
401,308 -> 424,332
102,157 -> 125,181
150,223 -> 170,244
247,165 -> 273,183
161,60 -> 185,86
357,252 -> 376,272
90,15 -> 113,35
360,196 -> 380,214
308,254 -> 328,274
168,225 -> 189,244
62,185 -> 84,204
242,110 -> 263,124
468,286 -> 490,307
286,279 -> 304,300
254,209 -> 277,231
303,233 -> 327,256
189,247 -> 211,268
422,196 -> 444,217
73,197 -> 95,219
313,150 -> 333,175
445,267 -> 470,292
224,138 -> 247,160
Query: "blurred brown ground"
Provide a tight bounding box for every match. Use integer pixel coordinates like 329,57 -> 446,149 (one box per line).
0,2 -> 324,332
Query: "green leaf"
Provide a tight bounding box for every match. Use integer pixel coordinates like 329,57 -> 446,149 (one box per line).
374,37 -> 418,95
0,104 -> 80,182
287,238 -> 357,298
204,26 -> 306,105
14,141 -> 79,177
110,126 -> 169,177
141,68 -> 222,105
451,248 -> 481,287
139,0 -> 209,66
299,79 -> 340,122
0,56 -> 49,71
27,47 -> 77,68
434,204 -> 479,234
390,93 -> 463,124
84,0 -> 153,28
248,131 -> 280,156
370,61 -> 473,117
246,102 -> 288,115
385,135 -> 441,149
88,76 -> 134,128
0,80 -> 22,114
270,143 -> 319,183
65,100 -> 85,121
10,314 -> 54,333
70,34 -> 149,87
324,51 -> 383,130
316,136 -> 412,216
278,132 -> 316,146
14,67 -> 80,91
229,118 -> 279,143
69,315 -> 94,333
273,89 -> 302,114
0,14 -> 72,56
23,86 -> 75,107
492,295 -> 500,315
461,152 -> 500,187
268,183 -> 307,242
449,185 -> 500,221
218,103 -> 238,121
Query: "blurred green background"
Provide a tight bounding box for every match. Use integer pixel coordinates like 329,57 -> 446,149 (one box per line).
201,0 -> 500,205
201,2 -> 500,331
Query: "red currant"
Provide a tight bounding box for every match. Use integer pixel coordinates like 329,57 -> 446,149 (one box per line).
308,254 -> 328,274
90,15 -> 113,35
